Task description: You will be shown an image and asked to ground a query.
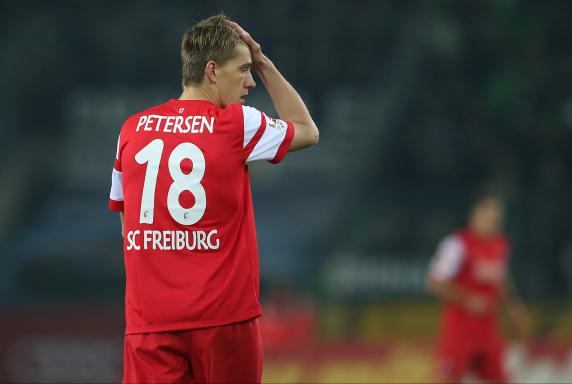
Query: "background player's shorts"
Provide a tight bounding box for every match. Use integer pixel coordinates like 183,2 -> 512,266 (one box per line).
437,336 -> 506,383
123,318 -> 262,384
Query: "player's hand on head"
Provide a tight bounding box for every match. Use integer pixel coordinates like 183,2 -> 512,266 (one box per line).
228,21 -> 266,69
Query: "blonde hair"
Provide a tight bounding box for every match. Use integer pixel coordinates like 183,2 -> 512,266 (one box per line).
181,14 -> 243,86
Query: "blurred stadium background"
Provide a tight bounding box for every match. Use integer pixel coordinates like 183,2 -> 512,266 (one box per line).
2,0 -> 572,382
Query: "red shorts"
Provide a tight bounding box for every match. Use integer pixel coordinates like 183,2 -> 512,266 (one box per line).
123,318 -> 262,384
437,334 -> 505,382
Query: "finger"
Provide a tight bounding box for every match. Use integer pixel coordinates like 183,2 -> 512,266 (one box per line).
229,21 -> 248,38
228,22 -> 257,45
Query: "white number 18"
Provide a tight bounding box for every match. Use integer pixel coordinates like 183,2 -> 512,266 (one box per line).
135,139 -> 206,225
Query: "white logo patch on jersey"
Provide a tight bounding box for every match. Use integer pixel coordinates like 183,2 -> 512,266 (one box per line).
268,117 -> 286,131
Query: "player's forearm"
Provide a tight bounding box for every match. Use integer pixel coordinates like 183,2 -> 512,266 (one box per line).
502,289 -> 522,309
255,58 -> 319,147
427,279 -> 472,305
505,297 -> 527,320
256,58 -> 311,122
501,282 -> 527,318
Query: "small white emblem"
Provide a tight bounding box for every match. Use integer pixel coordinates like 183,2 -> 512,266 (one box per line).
268,118 -> 285,131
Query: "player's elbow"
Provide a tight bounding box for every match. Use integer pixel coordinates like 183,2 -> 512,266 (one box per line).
426,277 -> 441,295
308,123 -> 319,146
290,123 -> 319,151
301,125 -> 319,149
425,277 -> 434,294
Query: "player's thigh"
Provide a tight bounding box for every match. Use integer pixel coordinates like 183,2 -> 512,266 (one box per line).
189,318 -> 263,384
478,340 -> 506,383
436,341 -> 473,383
123,332 -> 191,384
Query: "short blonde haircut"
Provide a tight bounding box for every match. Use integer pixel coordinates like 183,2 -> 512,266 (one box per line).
181,14 -> 244,86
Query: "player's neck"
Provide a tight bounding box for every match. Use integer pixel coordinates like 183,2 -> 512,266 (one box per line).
468,225 -> 497,239
179,86 -> 221,107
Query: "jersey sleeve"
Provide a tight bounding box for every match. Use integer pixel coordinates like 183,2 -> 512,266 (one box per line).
428,234 -> 466,281
108,133 -> 124,212
241,105 -> 294,164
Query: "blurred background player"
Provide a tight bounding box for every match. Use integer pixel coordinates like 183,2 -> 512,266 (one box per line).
108,14 -> 318,383
427,192 -> 530,383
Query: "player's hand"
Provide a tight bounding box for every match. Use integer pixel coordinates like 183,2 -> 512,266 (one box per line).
465,294 -> 488,315
509,302 -> 532,341
228,21 -> 268,70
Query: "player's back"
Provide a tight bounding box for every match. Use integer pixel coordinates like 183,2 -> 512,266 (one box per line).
110,98 -> 294,334
120,99 -> 245,232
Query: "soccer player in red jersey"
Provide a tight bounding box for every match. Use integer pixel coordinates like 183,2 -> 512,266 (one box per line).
427,193 -> 529,383
108,15 -> 318,383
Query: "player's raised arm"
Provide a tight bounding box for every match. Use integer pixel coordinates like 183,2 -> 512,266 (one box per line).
229,21 -> 319,151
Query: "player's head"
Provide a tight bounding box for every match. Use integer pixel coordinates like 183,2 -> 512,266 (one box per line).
181,14 -> 256,107
468,190 -> 505,237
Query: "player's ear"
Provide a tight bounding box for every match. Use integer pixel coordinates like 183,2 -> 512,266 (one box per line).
205,60 -> 217,84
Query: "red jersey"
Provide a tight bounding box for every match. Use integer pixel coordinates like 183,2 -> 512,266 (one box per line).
108,99 -> 294,335
429,228 -> 510,325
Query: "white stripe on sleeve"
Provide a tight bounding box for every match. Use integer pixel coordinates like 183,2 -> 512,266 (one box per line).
428,234 -> 466,281
110,168 -> 124,201
115,134 -> 121,159
247,114 -> 288,162
243,106 -> 262,148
